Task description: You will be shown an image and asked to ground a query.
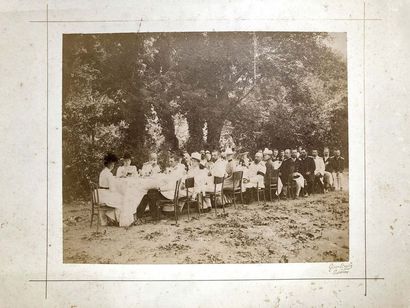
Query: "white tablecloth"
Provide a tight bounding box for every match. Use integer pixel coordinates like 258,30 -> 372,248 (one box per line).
101,174 -> 167,227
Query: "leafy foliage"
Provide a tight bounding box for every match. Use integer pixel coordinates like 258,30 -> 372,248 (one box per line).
62,32 -> 347,200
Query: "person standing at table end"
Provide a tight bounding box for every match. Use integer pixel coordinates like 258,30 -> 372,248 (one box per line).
116,152 -> 137,177
311,149 -> 325,193
330,149 -> 345,191
323,147 -> 334,192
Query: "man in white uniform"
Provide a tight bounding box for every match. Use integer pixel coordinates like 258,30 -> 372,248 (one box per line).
223,148 -> 237,188
211,150 -> 227,175
186,153 -> 207,195
312,149 -> 325,193
204,150 -> 227,208
323,147 -> 334,191
157,155 -> 186,199
184,152 -> 211,210
141,153 -> 161,176
244,152 -> 266,189
242,152 -> 266,203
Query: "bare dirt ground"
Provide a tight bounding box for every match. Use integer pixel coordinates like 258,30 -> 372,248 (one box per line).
63,189 -> 349,264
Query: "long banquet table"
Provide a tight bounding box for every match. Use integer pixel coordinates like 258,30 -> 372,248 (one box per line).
106,174 -> 168,227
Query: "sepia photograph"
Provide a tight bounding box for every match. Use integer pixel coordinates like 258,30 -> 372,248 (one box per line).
4,0 -> 410,305
62,31 -> 348,264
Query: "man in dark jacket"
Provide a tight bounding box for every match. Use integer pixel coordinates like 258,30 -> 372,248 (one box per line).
272,149 -> 279,161
277,150 -> 285,162
279,149 -> 303,198
330,149 -> 345,190
299,148 -> 316,195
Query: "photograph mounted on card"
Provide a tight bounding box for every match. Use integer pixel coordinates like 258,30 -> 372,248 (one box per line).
62,31 -> 348,264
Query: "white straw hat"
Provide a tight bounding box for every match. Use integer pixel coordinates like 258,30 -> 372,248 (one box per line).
263,148 -> 273,155
191,152 -> 201,161
225,147 -> 234,155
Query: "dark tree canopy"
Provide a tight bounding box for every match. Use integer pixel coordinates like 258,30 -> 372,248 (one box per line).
62,32 -> 348,200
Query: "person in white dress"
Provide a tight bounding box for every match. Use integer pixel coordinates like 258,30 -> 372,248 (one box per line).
116,152 -> 137,177
98,153 -> 122,225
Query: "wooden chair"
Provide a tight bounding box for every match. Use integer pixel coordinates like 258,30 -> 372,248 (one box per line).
90,182 -> 115,232
256,182 -> 266,206
286,178 -> 297,199
156,179 -> 182,225
313,175 -> 325,194
266,169 -> 280,201
223,171 -> 244,209
205,176 -> 225,216
184,177 -> 201,220
252,170 -> 266,206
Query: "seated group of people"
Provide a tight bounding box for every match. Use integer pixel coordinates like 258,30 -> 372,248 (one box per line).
98,146 -> 345,225
277,147 -> 345,198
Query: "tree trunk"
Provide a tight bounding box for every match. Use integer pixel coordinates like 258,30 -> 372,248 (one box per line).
156,107 -> 179,151
124,96 -> 147,167
206,118 -> 224,151
186,111 -> 204,152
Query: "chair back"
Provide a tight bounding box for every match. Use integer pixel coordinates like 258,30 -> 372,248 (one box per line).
232,171 -> 243,191
90,182 -> 100,206
173,179 -> 182,204
213,176 -> 225,193
214,176 -> 224,185
185,177 -> 195,189
269,169 -> 280,186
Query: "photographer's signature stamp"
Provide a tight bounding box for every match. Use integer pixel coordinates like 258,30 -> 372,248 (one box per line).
329,262 -> 352,274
